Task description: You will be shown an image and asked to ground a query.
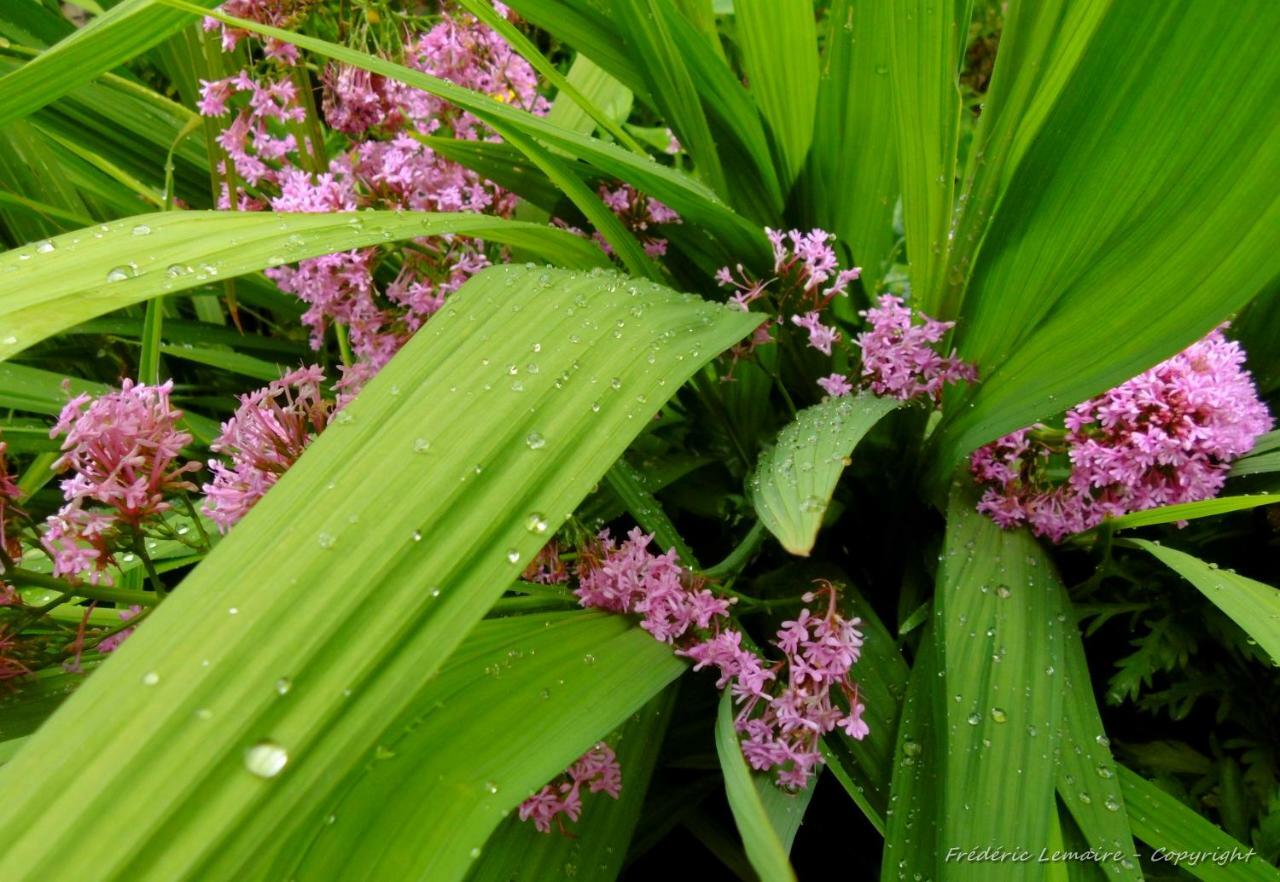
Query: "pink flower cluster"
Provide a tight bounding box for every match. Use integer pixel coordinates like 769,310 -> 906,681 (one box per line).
597,183 -> 681,258
98,605 -> 142,653
972,328 -> 1274,541
844,294 -> 977,402
518,742 -> 622,834
574,529 -> 869,792
42,381 -> 199,584
199,2 -> 548,394
202,366 -> 334,531
203,0 -> 310,64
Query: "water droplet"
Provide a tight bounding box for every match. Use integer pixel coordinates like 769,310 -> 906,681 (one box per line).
317,532 -> 336,550
609,377 -> 622,391
506,548 -> 521,564
469,847 -> 481,859
525,512 -> 548,534
413,437 -> 431,454
902,739 -> 922,757
275,678 -> 292,696
990,707 -> 1007,723
966,712 -> 982,726
1103,795 -> 1120,812
995,585 -> 1012,599
1,335 -> 17,346
799,495 -> 825,513
35,239 -> 55,253
525,431 -> 546,450
412,530 -> 422,542
194,707 -> 213,720
484,780 -> 499,794
228,606 -> 239,615
1095,734 -> 1110,747
141,671 -> 160,686
1095,764 -> 1114,779
131,224 -> 152,237
583,653 -> 597,665
244,741 -> 289,778
106,265 -> 135,283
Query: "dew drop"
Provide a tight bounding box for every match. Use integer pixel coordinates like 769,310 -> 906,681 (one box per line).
35,239 -> 55,253
484,780 -> 499,794
506,548 -> 521,564
275,677 -> 292,696
525,512 -> 548,534
413,437 -> 431,454
317,532 -> 336,550
966,712 -> 982,726
583,653 -> 597,665
244,741 -> 289,778
106,265 -> 135,283
990,707 -> 1007,723
141,671 -> 160,686
525,431 -> 546,450
131,224 -> 152,236
412,530 -> 423,542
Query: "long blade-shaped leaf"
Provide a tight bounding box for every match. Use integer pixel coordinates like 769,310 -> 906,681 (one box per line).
0,210 -> 607,362
750,393 -> 898,556
1119,766 -> 1280,882
801,0 -> 898,275
935,481 -> 1065,880
268,613 -> 684,882
715,690 -> 805,882
735,0 -> 819,189
0,0 -> 215,129
465,686 -> 676,882
0,264 -> 758,881
1129,539 -> 1280,664
931,0 -> 1280,482
887,0 -> 970,313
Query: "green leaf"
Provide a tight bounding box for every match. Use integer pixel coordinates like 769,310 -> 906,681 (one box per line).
604,458 -> 699,566
466,686 -> 676,882
734,0 -> 819,189
1056,608 -> 1141,880
715,689 -> 804,882
749,393 -> 898,556
1099,495 -> 1280,531
0,0 -> 215,130
934,480 -> 1066,879
801,0 -> 898,275
887,0 -> 970,313
545,53 -> 634,139
932,1 -> 1280,482
1128,539 -> 1280,664
1230,430 -> 1280,478
0,210 -> 608,362
1119,766 -> 1280,882
273,613 -> 684,881
0,264 -> 759,881
938,0 -> 1109,317
880,623 -> 942,882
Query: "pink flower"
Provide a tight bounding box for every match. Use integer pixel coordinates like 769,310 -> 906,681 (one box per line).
50,380 -> 199,526
791,311 -> 840,356
519,742 -> 622,833
201,366 -> 334,531
971,327 -> 1274,541
855,294 -> 978,402
593,183 -> 682,259
817,373 -> 853,397
98,605 -> 142,653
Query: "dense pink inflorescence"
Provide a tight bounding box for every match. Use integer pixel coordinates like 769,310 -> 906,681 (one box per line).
571,529 -> 869,793
42,381 -> 199,584
518,742 -> 622,833
971,328 -> 1274,541
202,366 -> 334,531
852,294 -> 977,402
198,2 -> 548,394
596,183 -> 681,257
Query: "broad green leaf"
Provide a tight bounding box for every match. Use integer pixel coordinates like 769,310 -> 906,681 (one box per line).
935,481 -> 1065,880
0,210 -> 608,362
715,689 -> 803,882
1129,539 -> 1280,664
269,613 -> 684,881
0,0 -> 216,129
932,1 -> 1280,483
165,0 -> 769,265
1056,606 -> 1141,881
545,54 -> 634,139
0,264 -> 759,881
880,623 -> 942,882
1119,766 -> 1279,882
801,0 -> 898,275
938,0 -> 1109,318
466,686 -> 676,882
749,393 -> 898,556
735,0 -> 819,189
1100,495 -> 1280,531
887,0 -> 970,314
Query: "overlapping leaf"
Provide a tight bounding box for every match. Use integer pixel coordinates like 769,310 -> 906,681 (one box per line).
0,264 -> 758,881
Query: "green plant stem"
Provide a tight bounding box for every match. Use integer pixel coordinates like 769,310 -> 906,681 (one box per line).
180,494 -> 212,552
131,531 -> 166,598
6,568 -> 158,607
702,520 -> 767,579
